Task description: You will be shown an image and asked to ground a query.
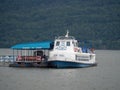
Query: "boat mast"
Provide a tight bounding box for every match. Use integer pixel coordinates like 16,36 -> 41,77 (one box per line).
65,30 -> 69,37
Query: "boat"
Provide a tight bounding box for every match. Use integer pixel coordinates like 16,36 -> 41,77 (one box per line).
47,31 -> 97,68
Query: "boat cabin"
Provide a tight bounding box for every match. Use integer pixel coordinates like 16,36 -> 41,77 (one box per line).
53,35 -> 81,53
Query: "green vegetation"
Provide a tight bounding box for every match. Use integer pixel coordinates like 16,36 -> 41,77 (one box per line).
0,0 -> 120,49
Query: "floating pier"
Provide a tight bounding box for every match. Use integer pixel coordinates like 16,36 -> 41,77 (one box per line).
9,41 -> 53,67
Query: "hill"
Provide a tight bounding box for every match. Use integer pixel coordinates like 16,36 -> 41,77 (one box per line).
0,0 -> 120,49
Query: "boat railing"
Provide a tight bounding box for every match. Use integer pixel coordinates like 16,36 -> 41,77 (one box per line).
55,36 -> 75,40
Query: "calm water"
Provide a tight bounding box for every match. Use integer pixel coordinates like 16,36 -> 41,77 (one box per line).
0,49 -> 120,90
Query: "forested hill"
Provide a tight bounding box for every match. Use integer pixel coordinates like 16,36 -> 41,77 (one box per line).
0,0 -> 120,49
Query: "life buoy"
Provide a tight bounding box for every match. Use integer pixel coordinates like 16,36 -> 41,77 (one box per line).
90,48 -> 95,53
74,48 -> 78,52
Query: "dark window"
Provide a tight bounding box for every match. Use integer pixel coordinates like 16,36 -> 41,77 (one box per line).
66,42 -> 70,46
56,41 -> 60,46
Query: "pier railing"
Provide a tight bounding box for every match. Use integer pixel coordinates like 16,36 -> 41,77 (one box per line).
0,55 -> 16,66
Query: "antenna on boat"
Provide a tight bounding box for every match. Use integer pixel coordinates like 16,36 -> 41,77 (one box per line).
65,30 -> 69,37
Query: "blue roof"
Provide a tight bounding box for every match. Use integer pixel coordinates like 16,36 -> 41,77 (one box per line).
11,41 -> 53,50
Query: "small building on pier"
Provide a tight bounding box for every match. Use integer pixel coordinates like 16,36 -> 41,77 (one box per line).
9,41 -> 53,67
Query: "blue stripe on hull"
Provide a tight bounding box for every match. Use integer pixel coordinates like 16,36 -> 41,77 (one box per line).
48,60 -> 97,68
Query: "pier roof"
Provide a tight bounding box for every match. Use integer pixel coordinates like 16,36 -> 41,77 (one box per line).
11,41 -> 53,50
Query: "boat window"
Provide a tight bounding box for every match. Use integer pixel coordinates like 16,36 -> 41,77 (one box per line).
72,41 -> 75,46
56,41 -> 60,46
76,42 -> 78,47
66,41 -> 70,46
61,41 -> 65,46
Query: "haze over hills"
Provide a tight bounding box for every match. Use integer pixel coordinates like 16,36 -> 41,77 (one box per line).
0,0 -> 120,49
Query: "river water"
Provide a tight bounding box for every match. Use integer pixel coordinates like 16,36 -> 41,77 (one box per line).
0,49 -> 120,90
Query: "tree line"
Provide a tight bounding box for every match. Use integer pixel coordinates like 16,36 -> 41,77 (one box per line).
0,0 -> 120,49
